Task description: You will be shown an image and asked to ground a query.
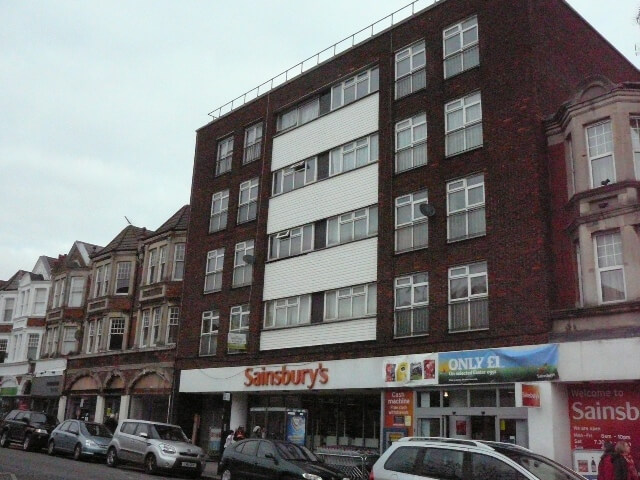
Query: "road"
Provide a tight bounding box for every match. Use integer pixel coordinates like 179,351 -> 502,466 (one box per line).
0,445 -> 205,480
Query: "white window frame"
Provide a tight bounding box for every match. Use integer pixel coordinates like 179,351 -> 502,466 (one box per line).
264,295 -> 311,329
108,317 -> 125,351
27,333 -> 39,360
244,122 -> 263,164
204,249 -> 224,293
115,262 -> 131,295
101,264 -> 111,296
95,318 -> 103,352
329,133 -> 379,176
216,136 -> 233,176
277,99 -> 319,132
586,120 -> 615,188
33,288 -> 47,315
233,240 -> 254,287
229,304 -> 250,333
269,224 -> 314,260
395,41 -> 426,98
166,307 -> 179,345
68,277 -> 84,307
172,243 -> 186,280
631,116 -> 640,180
157,246 -> 167,282
151,307 -> 161,346
394,273 -> 429,338
445,92 -> 483,156
327,206 -> 378,247
61,326 -> 77,355
147,249 -> 158,284
395,114 -> 427,172
594,232 -> 626,304
443,16 -> 479,78
331,67 -> 379,110
199,310 -> 219,356
0,339 -> 7,362
140,309 -> 151,347
94,266 -> 104,298
324,283 -> 377,321
210,189 -> 230,233
53,279 -> 63,308
446,174 -> 486,242
395,190 -> 428,252
51,326 -> 59,355
2,298 -> 14,322
272,157 -> 317,196
87,321 -> 96,353
448,262 -> 489,332
237,178 -> 259,223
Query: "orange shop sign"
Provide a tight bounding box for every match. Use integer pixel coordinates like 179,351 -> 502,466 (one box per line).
244,363 -> 329,390
521,384 -> 541,407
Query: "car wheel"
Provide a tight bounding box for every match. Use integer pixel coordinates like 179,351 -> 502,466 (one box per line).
73,443 -> 83,461
47,440 -> 56,456
145,453 -> 158,475
0,430 -> 9,448
221,469 -> 232,480
23,434 -> 32,451
106,447 -> 119,467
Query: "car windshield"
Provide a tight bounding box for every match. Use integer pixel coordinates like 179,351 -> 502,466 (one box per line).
151,424 -> 189,442
275,442 -> 319,462
31,413 -> 56,425
493,447 -> 585,480
82,423 -> 112,438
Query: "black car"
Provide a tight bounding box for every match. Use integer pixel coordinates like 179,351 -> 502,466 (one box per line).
218,439 -> 349,480
0,409 -> 59,451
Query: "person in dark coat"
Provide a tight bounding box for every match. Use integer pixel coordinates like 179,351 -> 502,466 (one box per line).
599,441 -> 615,480
613,441 -> 639,480
104,414 -> 118,434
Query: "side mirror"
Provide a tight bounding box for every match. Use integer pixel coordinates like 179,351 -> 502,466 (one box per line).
265,452 -> 278,464
139,432 -> 149,439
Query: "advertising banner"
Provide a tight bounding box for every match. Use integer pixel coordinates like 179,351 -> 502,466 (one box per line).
438,344 -> 558,384
285,409 -> 307,446
521,384 -> 542,407
384,390 -> 413,428
383,353 -> 437,387
568,382 -> 640,467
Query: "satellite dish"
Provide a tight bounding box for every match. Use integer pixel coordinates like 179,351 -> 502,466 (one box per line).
419,203 -> 436,217
242,254 -> 255,264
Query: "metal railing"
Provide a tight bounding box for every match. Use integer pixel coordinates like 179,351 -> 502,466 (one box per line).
315,451 -> 380,480
208,0 -> 441,119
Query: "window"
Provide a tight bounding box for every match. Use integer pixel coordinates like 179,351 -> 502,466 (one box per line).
45,327 -> 54,355
233,240 -> 254,287
61,327 -> 77,355
325,283 -> 376,321
395,273 -> 429,337
264,295 -> 311,328
51,327 -> 59,355
396,41 -> 426,99
87,321 -> 96,353
443,16 -> 479,78
595,232 -> 626,303
53,279 -> 65,308
238,178 -> 259,223
147,249 -> 158,284
68,277 -> 84,307
115,262 -> 131,294
449,262 -> 488,332
229,304 -> 249,353
329,133 -> 378,176
395,190 -> 428,252
167,307 -> 179,344
210,189 -> 229,233
96,318 -> 103,352
34,288 -> 47,315
151,307 -> 161,346
200,310 -> 219,356
447,174 -> 485,241
327,206 -> 378,247
419,447 -> 465,479
471,452 -> 526,480
0,339 -> 7,363
140,310 -> 150,347
108,317 -> 125,350
278,98 -> 320,131
586,120 -> 615,187
216,136 -> 233,175
27,334 -> 39,360
445,92 -> 482,156
94,266 -> 104,297
632,117 -> 640,179
272,157 -> 317,195
102,264 -> 111,296
384,446 -> 422,474
204,249 -> 224,292
244,123 -> 263,164
157,246 -> 167,282
2,298 -> 14,322
269,224 -> 314,260
173,243 -> 185,280
395,114 -> 427,172
331,67 -> 379,110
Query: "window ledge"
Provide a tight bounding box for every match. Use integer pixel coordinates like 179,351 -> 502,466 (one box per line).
394,333 -> 429,339
231,283 -> 253,289
236,218 -> 257,225
447,232 -> 486,244
448,327 -> 490,334
203,289 -> 223,295
445,143 -> 483,159
395,245 -> 429,255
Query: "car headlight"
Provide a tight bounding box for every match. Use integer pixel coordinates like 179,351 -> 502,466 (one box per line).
85,439 -> 97,447
34,428 -> 47,434
302,474 -> 322,480
159,443 -> 177,454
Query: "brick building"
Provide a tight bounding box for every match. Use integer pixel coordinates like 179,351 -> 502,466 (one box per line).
174,0 -> 639,465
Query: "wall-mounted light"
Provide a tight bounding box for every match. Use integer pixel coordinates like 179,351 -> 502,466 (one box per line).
443,391 -> 449,398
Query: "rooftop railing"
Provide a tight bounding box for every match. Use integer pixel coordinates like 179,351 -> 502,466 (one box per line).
208,0 -> 440,119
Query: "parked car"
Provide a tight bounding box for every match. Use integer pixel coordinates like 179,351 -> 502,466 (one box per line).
0,409 -> 58,451
106,419 -> 205,478
47,419 -> 112,460
370,437 -> 586,480
218,438 -> 350,480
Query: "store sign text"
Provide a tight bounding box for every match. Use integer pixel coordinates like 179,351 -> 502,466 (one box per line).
244,363 -> 329,390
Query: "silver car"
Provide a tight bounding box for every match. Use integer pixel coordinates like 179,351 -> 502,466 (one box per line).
106,419 -> 206,478
48,420 -> 112,460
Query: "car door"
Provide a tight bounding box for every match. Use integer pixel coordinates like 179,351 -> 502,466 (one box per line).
255,440 -> 279,480
236,440 -> 260,479
117,422 -> 137,461
12,412 -> 28,442
66,421 -> 81,452
52,421 -> 70,452
129,423 -> 151,465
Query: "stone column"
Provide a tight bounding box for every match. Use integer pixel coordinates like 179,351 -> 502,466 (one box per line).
94,395 -> 105,423
119,395 -> 131,421
56,396 -> 67,423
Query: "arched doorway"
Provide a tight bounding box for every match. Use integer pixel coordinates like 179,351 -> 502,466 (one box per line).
129,372 -> 171,422
66,375 -> 100,421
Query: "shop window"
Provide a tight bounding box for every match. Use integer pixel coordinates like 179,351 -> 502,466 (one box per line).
469,388 -> 497,407
499,389 -> 516,407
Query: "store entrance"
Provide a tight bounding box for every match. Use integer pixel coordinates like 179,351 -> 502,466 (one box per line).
470,415 -> 496,441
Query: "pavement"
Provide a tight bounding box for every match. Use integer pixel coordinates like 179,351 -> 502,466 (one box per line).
202,460 -> 219,479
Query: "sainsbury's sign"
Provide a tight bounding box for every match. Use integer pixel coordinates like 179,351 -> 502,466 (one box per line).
244,363 -> 329,390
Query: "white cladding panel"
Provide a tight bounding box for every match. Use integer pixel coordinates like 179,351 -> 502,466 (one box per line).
263,237 -> 377,300
260,317 -> 376,351
267,163 -> 378,234
271,94 -> 379,171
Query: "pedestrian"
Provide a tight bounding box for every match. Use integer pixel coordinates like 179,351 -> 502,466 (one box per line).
233,426 -> 246,441
252,425 -> 262,438
599,442 -> 615,480
104,413 -> 118,434
613,441 -> 639,480
224,429 -> 235,449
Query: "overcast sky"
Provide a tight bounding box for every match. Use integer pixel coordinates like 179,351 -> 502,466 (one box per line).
0,0 -> 638,280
